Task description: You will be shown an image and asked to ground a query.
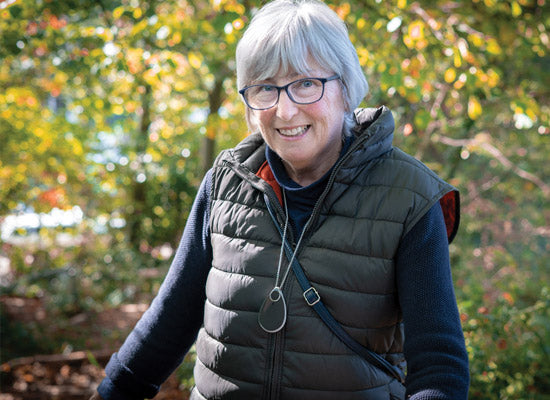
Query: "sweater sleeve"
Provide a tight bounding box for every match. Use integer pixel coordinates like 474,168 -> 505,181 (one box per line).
395,203 -> 469,399
97,170 -> 213,400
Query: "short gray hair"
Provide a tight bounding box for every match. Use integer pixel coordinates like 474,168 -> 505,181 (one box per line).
236,0 -> 369,134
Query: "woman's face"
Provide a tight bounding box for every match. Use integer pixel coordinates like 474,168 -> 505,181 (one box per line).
249,63 -> 346,186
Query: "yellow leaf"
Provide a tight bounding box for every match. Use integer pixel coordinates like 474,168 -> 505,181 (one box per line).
511,1 -> 522,16
171,32 -> 182,45
415,39 -> 428,50
407,92 -> 420,103
71,141 -> 83,156
175,80 -> 192,91
453,78 -> 465,90
468,96 -> 482,120
526,108 -> 537,121
188,52 -> 202,69
132,20 -> 148,36
487,69 -> 500,88
226,33 -> 237,44
113,7 -> 125,19
373,20 -> 385,31
408,21 -> 424,40
335,3 -> 350,19
125,102 -> 137,113
486,39 -> 502,55
232,18 -> 244,30
143,69 -> 159,86
453,51 -> 462,68
468,33 -> 484,48
225,2 -> 245,14
444,68 -> 456,83
357,47 -> 369,65
211,0 -> 222,12
398,0 -> 407,9
82,26 -> 95,37
153,206 -> 164,216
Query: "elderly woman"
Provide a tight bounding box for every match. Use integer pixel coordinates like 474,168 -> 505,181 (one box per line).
93,0 -> 469,399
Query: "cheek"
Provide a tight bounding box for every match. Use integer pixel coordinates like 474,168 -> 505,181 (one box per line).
304,102 -> 329,123
324,86 -> 346,114
246,109 -> 260,132
254,110 -> 273,130
311,102 -> 343,130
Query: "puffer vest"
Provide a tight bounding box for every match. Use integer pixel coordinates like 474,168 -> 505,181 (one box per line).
191,107 -> 459,400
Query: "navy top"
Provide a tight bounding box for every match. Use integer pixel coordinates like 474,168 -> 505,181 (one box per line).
98,142 -> 469,399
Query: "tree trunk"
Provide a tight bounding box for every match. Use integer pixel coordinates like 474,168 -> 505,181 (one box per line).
129,83 -> 151,249
201,69 -> 229,176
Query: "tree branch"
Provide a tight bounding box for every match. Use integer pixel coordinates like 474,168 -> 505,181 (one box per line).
434,134 -> 550,196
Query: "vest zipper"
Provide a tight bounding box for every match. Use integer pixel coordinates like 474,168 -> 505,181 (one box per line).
264,295 -> 288,400
262,193 -> 293,400
292,141 -> 361,254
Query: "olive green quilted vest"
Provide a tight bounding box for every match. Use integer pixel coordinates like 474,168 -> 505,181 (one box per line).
191,107 -> 458,400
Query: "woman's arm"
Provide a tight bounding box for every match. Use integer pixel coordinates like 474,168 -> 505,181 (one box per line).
97,170 -> 213,400
395,203 -> 470,399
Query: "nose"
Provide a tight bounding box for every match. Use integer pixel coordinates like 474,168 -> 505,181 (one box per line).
275,89 -> 299,121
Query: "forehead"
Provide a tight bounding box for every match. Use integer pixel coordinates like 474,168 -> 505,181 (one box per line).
255,57 -> 329,83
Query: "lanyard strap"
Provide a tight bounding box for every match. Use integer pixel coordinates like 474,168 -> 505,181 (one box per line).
265,196 -> 406,384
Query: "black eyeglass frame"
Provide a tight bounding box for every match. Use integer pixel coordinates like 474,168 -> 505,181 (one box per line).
238,75 -> 340,111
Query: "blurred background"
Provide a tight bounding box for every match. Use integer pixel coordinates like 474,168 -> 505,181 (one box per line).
0,0 -> 549,398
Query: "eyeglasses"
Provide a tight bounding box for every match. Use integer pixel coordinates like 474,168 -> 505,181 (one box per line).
239,75 -> 340,111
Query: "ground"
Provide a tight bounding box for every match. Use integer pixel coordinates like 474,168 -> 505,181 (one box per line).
0,296 -> 189,399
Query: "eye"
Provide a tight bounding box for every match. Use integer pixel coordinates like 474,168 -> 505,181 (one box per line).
300,79 -> 314,88
261,85 -> 276,92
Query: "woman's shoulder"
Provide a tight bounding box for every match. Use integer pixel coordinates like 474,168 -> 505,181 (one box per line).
213,132 -> 265,168
386,147 -> 443,178
368,147 -> 455,197
372,148 -> 460,242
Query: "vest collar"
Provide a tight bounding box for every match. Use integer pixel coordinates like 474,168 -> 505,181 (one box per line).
342,106 -> 395,169
221,105 -> 396,211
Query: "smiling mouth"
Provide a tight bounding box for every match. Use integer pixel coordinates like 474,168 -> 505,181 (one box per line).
277,125 -> 310,137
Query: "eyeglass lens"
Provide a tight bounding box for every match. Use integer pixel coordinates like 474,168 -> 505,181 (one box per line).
244,78 -> 325,110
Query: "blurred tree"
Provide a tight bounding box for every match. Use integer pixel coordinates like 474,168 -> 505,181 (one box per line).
0,0 -> 249,249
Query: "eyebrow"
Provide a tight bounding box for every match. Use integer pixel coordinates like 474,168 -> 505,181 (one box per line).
255,71 -> 319,85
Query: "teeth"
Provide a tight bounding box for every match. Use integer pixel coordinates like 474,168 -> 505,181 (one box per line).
278,126 -> 308,136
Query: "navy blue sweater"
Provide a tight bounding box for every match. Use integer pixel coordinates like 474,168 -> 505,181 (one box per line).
98,145 -> 469,399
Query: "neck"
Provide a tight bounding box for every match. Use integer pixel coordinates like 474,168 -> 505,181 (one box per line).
283,145 -> 342,187
282,162 -> 332,187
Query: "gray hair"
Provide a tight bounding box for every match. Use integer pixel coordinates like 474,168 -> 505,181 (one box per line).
236,0 -> 369,134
